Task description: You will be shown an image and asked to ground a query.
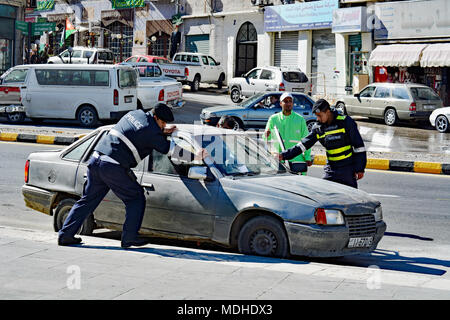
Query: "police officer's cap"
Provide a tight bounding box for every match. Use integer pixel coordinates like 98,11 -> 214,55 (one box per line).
154,103 -> 174,123
312,99 -> 330,114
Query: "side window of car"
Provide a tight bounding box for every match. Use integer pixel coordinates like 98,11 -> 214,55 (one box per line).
247,69 -> 261,79
293,95 -> 312,110
62,133 -> 98,161
174,55 -> 181,62
72,50 -> 82,58
60,51 -> 69,58
360,86 -> 375,98
260,70 -> 274,80
3,69 -> 28,83
392,87 -> 409,100
374,87 -> 391,98
208,56 -> 217,66
201,56 -> 209,65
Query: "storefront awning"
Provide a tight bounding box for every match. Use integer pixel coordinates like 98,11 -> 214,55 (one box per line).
368,44 -> 428,67
420,43 -> 450,67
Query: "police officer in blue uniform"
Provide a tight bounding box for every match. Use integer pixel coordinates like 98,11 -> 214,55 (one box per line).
58,103 -> 176,248
278,99 -> 367,188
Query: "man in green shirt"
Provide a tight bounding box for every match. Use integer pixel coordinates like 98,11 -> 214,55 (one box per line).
264,92 -> 312,175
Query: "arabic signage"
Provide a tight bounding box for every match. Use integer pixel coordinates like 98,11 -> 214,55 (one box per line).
111,0 -> 145,10
374,0 -> 450,40
15,21 -> 56,36
332,6 -> 368,33
36,0 -> 55,12
264,0 -> 339,32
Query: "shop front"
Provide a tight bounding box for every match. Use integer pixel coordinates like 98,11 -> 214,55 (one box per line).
0,4 -> 18,74
370,0 -> 450,106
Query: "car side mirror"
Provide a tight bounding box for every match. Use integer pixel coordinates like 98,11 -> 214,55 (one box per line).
188,166 -> 208,180
354,93 -> 360,98
216,62 -> 220,66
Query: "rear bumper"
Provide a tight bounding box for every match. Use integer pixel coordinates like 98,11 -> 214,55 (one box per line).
167,99 -> 185,109
409,111 -> 432,120
22,184 -> 57,216
109,110 -> 133,120
284,220 -> 386,258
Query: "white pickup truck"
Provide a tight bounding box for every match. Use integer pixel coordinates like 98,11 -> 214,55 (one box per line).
172,52 -> 226,92
0,66 -> 27,123
126,62 -> 185,110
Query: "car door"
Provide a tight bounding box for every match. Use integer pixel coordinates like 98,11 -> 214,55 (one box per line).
242,68 -> 261,97
349,85 -> 376,116
371,86 -> 391,117
207,56 -> 221,82
200,55 -> 212,82
255,69 -> 275,93
139,135 -> 218,237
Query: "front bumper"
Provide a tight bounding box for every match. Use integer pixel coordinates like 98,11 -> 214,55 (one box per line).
167,99 -> 185,109
284,220 -> 386,258
200,115 -> 220,127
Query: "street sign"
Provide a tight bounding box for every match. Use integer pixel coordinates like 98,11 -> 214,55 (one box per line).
15,20 -> 29,35
32,22 -> 56,36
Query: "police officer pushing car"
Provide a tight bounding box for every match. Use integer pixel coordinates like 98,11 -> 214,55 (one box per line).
277,99 -> 367,188
57,103 -> 176,248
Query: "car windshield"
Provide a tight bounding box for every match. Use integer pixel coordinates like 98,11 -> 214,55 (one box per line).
199,134 -> 286,176
410,87 -> 441,101
240,93 -> 266,108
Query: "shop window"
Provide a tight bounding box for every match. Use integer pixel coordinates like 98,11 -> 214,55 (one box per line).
148,32 -> 170,58
106,21 -> 133,62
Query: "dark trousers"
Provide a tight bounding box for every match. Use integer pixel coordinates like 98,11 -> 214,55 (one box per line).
323,164 -> 358,189
58,156 -> 146,242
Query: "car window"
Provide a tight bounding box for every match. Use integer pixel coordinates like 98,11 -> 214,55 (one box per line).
247,69 -> 261,79
283,72 -> 308,83
3,69 -> 28,83
137,66 -> 162,78
201,56 -> 208,65
128,57 -> 138,63
83,51 -> 94,59
392,87 -> 410,100
62,134 -> 98,161
60,50 -> 69,58
359,86 -> 376,98
118,68 -> 137,88
174,55 -> 181,62
293,95 -> 312,110
186,55 -> 192,62
374,87 -> 391,98
260,70 -> 275,80
72,50 -> 82,58
35,69 -> 110,86
98,52 -> 111,61
192,56 -> 199,63
410,87 -> 441,101
208,56 -> 217,66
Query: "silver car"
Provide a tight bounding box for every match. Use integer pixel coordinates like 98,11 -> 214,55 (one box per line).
22,124 -> 386,258
335,83 -> 444,126
200,92 -> 317,131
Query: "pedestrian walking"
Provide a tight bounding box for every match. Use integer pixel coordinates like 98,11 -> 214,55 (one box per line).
265,92 -> 311,175
57,103 -> 177,248
277,99 -> 366,188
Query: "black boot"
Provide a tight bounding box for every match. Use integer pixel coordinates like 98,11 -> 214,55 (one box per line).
58,236 -> 82,246
121,237 -> 149,249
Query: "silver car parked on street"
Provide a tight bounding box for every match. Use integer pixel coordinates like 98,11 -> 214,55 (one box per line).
22,124 -> 386,258
335,83 -> 443,126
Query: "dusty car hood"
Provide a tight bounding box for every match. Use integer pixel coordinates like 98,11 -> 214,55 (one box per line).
232,174 -> 380,214
202,105 -> 247,115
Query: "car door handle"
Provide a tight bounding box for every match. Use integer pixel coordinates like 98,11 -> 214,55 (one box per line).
142,183 -> 154,191
303,112 -> 308,115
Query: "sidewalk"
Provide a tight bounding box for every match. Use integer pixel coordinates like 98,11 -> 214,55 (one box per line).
1,124 -> 450,175
1,226 -> 450,300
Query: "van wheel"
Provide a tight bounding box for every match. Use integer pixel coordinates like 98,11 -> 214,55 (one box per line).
238,216 -> 289,258
6,112 -> 25,123
384,108 -> 398,126
190,75 -> 200,92
77,105 -> 98,127
230,87 -> 242,103
54,198 -> 95,236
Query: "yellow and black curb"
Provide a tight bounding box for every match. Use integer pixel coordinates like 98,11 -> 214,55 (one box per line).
1,131 -> 449,176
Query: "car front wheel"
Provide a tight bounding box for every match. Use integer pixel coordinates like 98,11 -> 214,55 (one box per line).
436,115 -> 449,133
54,198 -> 95,235
238,216 -> 289,258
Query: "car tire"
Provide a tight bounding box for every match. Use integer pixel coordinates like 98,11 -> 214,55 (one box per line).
306,121 -> 317,132
54,198 -> 95,236
238,216 -> 289,258
335,102 -> 347,115
77,105 -> 98,127
230,87 -> 242,103
233,117 -> 245,130
6,112 -> 25,123
217,73 -> 225,90
190,75 -> 201,92
436,115 -> 449,133
384,108 -> 398,126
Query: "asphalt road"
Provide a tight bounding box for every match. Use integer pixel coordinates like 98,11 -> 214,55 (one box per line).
2,141 -> 450,278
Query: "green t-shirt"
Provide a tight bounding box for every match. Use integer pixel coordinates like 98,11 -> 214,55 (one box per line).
265,111 -> 311,163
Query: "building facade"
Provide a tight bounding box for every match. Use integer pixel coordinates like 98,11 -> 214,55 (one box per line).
0,0 -> 25,74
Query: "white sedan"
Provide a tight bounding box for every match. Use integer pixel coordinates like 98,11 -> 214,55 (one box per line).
430,107 -> 450,133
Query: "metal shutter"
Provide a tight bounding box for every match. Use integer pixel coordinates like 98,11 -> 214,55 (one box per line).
274,32 -> 299,68
312,29 -> 337,96
185,34 -> 210,55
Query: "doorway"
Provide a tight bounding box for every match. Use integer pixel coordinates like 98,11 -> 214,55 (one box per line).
235,22 -> 257,77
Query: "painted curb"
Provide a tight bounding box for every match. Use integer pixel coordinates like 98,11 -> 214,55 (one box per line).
1,132 -> 449,176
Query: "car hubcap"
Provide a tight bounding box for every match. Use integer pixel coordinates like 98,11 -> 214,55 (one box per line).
232,90 -> 239,101
386,110 -> 395,125
249,229 -> 277,256
437,117 -> 448,131
80,111 -> 94,125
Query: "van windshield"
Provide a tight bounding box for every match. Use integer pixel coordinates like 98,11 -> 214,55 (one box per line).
118,68 -> 137,88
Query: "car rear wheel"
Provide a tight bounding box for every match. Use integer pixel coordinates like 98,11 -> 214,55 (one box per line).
230,87 -> 242,103
238,216 -> 289,258
436,115 -> 449,133
190,75 -> 201,92
54,198 -> 95,236
77,105 -> 98,127
384,108 -> 398,126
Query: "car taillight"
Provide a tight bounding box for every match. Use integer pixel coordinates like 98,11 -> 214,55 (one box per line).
315,208 -> 327,225
185,67 -> 189,77
158,89 -> 164,101
113,89 -> 119,105
279,82 -> 285,91
409,102 -> 416,111
24,160 -> 30,183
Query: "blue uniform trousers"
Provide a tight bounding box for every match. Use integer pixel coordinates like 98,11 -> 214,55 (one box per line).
58,155 -> 146,242
323,164 -> 358,189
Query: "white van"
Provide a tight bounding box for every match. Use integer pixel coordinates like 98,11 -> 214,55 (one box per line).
20,64 -> 137,127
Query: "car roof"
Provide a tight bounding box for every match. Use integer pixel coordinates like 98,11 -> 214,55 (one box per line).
19,64 -> 129,69
68,47 -> 112,52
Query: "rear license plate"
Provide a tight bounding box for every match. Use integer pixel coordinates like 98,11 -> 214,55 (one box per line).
124,96 -> 133,103
424,104 -> 435,110
292,88 -> 304,92
348,237 -> 373,248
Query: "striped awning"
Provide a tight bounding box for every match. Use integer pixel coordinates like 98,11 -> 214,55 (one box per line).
420,43 -> 450,67
369,44 -> 428,67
